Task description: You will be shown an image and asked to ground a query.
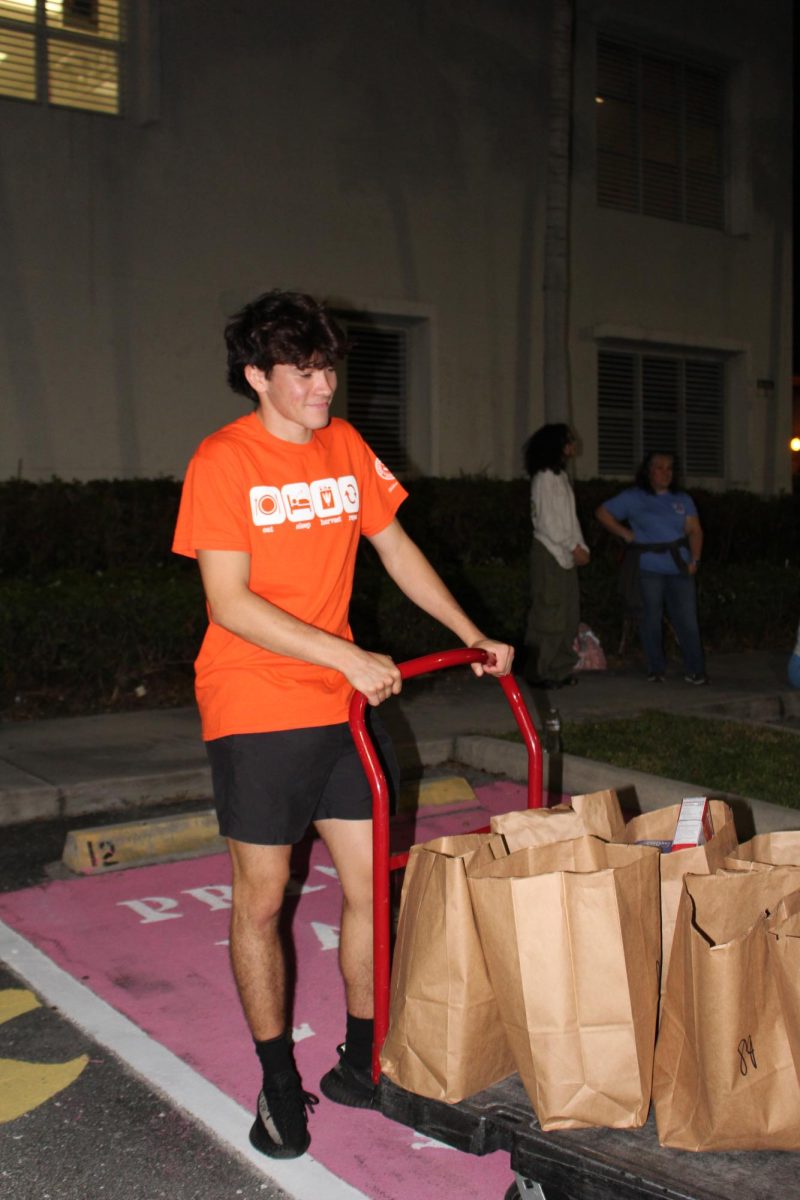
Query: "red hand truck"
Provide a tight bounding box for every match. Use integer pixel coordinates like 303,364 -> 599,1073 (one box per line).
347,647 -> 544,1083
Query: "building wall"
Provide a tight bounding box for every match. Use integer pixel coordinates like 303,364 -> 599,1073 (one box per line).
571,0 -> 793,492
0,0 -> 792,490
0,0 -> 549,482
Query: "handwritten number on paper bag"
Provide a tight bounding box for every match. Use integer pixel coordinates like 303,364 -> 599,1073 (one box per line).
738,1036 -> 757,1076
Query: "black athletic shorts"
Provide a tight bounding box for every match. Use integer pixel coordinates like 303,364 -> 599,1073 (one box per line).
205,715 -> 398,845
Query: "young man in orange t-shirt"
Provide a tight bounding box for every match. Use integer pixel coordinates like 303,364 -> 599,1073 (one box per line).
173,290 -> 513,1159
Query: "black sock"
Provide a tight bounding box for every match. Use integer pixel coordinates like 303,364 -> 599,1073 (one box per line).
343,1014 -> 373,1071
254,1032 -> 293,1082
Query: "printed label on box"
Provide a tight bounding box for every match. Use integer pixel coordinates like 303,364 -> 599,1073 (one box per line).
671,797 -> 714,852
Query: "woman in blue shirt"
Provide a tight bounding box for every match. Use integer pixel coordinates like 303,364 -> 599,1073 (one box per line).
789,622 -> 800,689
596,452 -> 707,684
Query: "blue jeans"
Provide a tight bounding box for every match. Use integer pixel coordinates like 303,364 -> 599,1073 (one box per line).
638,572 -> 705,677
789,653 -> 800,689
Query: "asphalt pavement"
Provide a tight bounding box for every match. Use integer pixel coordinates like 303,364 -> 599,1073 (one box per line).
0,963 -> 289,1200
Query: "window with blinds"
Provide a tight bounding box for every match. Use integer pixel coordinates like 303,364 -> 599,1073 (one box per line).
596,37 -> 724,230
345,323 -> 409,474
598,348 -> 724,477
0,0 -> 124,115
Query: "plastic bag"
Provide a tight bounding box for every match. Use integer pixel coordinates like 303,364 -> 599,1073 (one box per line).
572,623 -> 607,671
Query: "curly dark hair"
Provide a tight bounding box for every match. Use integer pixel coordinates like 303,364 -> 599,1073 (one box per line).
523,423 -> 574,477
224,290 -> 349,403
635,450 -> 681,494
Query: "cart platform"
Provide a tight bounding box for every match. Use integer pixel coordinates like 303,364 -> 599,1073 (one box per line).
377,1072 -> 798,1200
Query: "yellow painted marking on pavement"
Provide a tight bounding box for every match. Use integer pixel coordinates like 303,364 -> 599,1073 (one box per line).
62,809 -> 225,875
397,776 -> 476,812
0,989 -> 40,1024
0,988 -> 89,1122
0,1055 -> 89,1123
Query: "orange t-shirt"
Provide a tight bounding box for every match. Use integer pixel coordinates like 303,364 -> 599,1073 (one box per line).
172,413 -> 407,739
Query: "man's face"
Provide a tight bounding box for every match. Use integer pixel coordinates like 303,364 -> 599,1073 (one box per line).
245,361 -> 337,443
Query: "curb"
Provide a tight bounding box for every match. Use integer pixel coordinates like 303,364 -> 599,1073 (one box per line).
452,735 -> 800,840
8,729 -> 800,858
0,769 -> 214,829
0,740 -> 459,830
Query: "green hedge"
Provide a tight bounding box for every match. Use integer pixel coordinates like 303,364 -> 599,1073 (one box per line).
0,567 -> 206,716
4,475 -> 799,578
1,476 -> 798,718
0,479 -> 181,577
353,563 -> 531,661
3,557 -> 795,719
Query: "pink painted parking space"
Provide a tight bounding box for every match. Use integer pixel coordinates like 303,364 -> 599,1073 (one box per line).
0,781 -> 559,1200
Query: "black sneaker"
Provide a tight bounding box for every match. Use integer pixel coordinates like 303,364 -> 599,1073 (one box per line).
684,673 -> 709,686
647,672 -> 665,682
249,1070 -> 318,1159
320,1044 -> 376,1109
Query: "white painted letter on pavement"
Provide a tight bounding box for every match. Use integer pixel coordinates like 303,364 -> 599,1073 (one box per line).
311,922 -> 340,951
117,897 -> 183,924
182,885 -> 232,911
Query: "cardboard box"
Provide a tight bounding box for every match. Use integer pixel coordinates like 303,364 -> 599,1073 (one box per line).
671,797 -> 714,852
635,838 -> 673,853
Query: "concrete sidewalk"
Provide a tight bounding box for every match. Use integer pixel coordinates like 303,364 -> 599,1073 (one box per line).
1,649 -> 799,836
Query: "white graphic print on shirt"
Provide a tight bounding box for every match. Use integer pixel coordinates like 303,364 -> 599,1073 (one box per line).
249,476 -> 360,527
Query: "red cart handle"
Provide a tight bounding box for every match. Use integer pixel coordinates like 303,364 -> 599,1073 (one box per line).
348,647 -> 543,1082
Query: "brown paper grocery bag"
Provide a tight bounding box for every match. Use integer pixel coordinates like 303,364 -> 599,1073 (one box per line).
379,832 -> 515,1102
728,832 -> 800,867
654,868 -> 800,1151
614,800 -> 737,990
467,835 -> 661,1130
768,889 -> 800,1080
570,790 -> 627,838
491,789 -> 625,852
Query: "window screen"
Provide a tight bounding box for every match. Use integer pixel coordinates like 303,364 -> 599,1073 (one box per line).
597,37 -> 724,230
598,348 -> 725,477
345,324 -> 408,474
0,0 -> 124,114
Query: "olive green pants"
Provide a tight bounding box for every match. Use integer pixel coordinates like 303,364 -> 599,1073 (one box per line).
524,538 -> 579,683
